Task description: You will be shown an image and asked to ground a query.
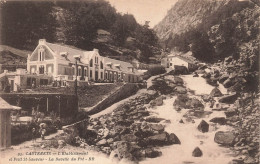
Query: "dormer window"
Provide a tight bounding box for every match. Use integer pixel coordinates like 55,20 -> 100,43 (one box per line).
115,64 -> 121,70
106,62 -> 112,69
60,52 -> 68,58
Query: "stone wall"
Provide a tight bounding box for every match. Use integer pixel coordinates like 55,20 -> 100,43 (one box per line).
86,83 -> 140,115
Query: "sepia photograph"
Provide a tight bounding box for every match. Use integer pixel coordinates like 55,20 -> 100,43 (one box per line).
0,0 -> 259,164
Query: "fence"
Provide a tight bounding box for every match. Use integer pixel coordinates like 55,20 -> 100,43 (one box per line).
0,93 -> 78,119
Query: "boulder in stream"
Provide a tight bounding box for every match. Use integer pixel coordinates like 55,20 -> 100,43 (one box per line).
145,116 -> 165,123
210,87 -> 223,97
145,148 -> 162,158
210,117 -> 226,125
224,108 -> 237,117
150,95 -> 164,106
147,132 -> 169,146
219,93 -> 238,104
175,86 -> 187,94
168,133 -> 181,144
214,131 -> 236,146
197,120 -> 209,133
192,147 -> 203,157
173,76 -> 184,84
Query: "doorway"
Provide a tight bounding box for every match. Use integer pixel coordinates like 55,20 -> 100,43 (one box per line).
95,71 -> 98,81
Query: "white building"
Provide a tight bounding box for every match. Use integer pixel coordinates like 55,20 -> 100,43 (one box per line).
161,52 -> 197,71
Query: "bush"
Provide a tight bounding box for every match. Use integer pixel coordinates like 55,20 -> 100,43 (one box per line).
144,65 -> 166,78
64,130 -> 79,146
11,120 -> 57,145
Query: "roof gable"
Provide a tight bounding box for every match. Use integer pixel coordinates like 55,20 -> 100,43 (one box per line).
30,45 -> 54,61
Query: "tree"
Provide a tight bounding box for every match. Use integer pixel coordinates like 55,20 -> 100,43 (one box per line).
190,31 -> 214,62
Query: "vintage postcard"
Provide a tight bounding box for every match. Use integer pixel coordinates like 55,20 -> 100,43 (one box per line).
0,0 -> 259,164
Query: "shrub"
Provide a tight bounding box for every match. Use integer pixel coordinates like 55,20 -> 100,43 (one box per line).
145,65 -> 166,77
64,128 -> 79,146
11,120 -> 57,145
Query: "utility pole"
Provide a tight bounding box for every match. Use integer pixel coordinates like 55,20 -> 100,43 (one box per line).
74,59 -> 78,96
73,55 -> 80,111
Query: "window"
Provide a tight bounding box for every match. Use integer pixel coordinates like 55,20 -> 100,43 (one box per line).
31,67 -> 35,73
90,59 -> 93,67
78,66 -> 81,76
101,72 -> 103,79
84,68 -> 87,76
100,61 -> 103,69
90,70 -> 92,78
170,63 -> 172,66
39,51 -> 44,61
105,72 -> 108,79
48,66 -> 52,73
39,66 -> 44,74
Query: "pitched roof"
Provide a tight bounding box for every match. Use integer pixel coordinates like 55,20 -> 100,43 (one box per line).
0,97 -> 21,110
104,57 -> 134,74
176,55 -> 196,64
166,51 -> 196,64
45,42 -> 91,64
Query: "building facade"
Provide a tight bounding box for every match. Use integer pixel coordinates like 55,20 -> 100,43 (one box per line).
26,39 -> 141,85
161,54 -> 197,71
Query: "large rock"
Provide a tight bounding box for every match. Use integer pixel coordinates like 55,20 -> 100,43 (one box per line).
150,96 -> 164,106
121,134 -> 138,142
145,116 -> 165,123
173,94 -> 189,108
210,117 -> 226,125
210,87 -> 223,97
243,156 -> 257,164
189,98 -> 204,109
192,147 -> 203,157
96,139 -> 107,146
147,132 -> 168,146
149,124 -> 165,132
206,78 -> 218,86
145,148 -> 162,158
112,141 -> 135,160
173,76 -> 184,84
197,120 -> 209,133
224,108 -> 237,117
202,72 -> 211,78
168,133 -> 181,144
219,74 -> 229,83
219,93 -> 238,104
214,131 -> 236,146
175,86 -> 187,94
223,78 -> 234,88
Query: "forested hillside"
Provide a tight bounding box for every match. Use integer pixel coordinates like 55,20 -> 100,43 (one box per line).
0,0 -> 159,63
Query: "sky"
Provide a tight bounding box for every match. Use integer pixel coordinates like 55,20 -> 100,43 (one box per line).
106,0 -> 178,28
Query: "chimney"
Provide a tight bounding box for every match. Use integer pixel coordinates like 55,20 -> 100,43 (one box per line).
93,48 -> 99,53
39,39 -> 46,45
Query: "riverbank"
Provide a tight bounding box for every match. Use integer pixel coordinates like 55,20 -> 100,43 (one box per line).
2,66 -> 258,164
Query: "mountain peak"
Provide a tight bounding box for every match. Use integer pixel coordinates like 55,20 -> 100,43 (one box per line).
154,0 -> 230,41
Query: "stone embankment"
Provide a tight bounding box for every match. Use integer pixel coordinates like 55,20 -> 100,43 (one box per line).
194,56 -> 259,164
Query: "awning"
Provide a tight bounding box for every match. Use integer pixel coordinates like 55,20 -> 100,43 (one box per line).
0,97 -> 21,110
